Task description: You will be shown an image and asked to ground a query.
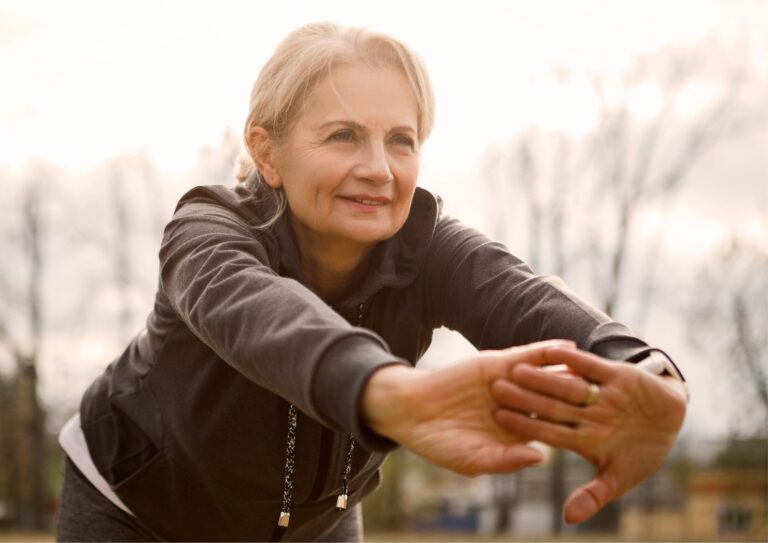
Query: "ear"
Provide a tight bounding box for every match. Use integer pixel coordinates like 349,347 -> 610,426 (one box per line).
246,126 -> 282,188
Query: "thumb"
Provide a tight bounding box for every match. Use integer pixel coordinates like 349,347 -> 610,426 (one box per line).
563,473 -> 619,524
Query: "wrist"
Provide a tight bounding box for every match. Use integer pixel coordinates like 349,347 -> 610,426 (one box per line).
361,364 -> 416,441
661,375 -> 690,406
636,350 -> 689,403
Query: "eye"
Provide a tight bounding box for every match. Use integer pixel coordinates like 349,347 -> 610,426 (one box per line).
326,129 -> 356,143
391,133 -> 416,150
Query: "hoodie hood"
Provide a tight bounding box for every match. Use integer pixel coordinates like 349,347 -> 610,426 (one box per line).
174,183 -> 442,311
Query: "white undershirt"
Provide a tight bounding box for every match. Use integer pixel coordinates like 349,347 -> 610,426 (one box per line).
58,413 -> 136,516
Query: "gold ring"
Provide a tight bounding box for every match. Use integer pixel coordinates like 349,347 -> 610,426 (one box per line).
582,382 -> 600,406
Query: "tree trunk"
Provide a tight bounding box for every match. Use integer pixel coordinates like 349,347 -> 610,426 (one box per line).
15,357 -> 46,529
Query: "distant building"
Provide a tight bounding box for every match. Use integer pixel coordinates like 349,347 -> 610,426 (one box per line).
397,441 -> 768,542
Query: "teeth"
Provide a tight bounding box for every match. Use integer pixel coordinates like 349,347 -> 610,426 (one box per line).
352,198 -> 384,206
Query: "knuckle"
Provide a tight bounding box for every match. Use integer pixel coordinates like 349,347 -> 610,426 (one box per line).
548,403 -> 565,422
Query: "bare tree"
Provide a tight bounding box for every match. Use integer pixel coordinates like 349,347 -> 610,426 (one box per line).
589,41 -> 757,319
0,132 -> 245,529
78,152 -> 168,343
0,163 -> 51,529
689,235 -> 768,435
106,159 -> 136,343
486,39 -> 763,317
484,127 -> 576,278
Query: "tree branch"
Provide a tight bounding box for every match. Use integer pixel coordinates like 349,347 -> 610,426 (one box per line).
733,294 -> 768,411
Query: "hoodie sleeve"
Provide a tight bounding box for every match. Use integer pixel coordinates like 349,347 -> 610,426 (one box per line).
422,215 -> 658,363
158,189 -> 406,450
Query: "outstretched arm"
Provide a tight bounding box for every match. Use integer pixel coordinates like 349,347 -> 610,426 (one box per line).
361,341 -> 576,476
490,346 -> 687,523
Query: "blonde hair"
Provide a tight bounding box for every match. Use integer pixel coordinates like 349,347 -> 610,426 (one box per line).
234,22 -> 435,220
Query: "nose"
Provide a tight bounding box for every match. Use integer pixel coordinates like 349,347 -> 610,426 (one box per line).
356,140 -> 394,184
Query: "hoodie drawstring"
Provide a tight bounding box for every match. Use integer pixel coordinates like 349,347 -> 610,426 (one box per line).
278,302 -> 364,528
278,405 -> 298,527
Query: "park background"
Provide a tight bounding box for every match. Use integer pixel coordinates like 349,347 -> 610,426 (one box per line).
1,0 -> 766,540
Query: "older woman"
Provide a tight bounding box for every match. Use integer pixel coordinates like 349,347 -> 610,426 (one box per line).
56,22 -> 687,541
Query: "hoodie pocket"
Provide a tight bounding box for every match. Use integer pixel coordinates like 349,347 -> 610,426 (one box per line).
80,408 -> 161,488
111,446 -> 166,492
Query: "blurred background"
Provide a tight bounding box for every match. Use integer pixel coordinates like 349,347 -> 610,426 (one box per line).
1,0 -> 766,540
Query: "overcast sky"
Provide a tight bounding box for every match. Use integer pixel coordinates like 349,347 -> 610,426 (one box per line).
2,0 -> 763,172
1,0 -> 767,439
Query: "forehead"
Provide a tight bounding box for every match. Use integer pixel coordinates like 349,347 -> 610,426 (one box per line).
299,63 -> 418,130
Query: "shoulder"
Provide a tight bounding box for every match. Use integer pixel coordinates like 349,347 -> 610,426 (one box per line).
161,184 -> 281,266
430,213 -> 497,258
400,187 -> 502,267
171,184 -> 277,227
408,188 -> 494,248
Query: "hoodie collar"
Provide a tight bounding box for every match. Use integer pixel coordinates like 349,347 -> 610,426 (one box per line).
272,187 -> 441,309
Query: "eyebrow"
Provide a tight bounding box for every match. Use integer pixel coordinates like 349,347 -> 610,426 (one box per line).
318,120 -> 417,134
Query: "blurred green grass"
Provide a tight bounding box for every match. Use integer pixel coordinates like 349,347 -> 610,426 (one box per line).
0,533 -> 53,542
0,532 -> 635,542
7,531 -> 762,542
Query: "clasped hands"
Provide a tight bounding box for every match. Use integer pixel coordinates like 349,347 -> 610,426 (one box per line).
362,340 -> 687,524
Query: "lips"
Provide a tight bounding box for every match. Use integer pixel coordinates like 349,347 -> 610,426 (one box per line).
339,195 -> 391,206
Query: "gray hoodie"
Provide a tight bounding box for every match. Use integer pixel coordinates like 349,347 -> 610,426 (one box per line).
79,183 -> 666,541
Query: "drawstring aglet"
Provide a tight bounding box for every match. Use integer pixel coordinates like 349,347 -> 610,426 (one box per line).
278,511 -> 291,527
336,420 -> 356,511
336,494 -> 349,511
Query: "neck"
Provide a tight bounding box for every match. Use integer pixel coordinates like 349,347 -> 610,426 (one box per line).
291,222 -> 374,304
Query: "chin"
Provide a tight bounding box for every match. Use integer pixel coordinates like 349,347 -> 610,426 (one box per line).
341,225 -> 398,244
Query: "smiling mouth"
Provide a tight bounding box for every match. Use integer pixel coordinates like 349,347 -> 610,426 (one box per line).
340,196 -> 389,206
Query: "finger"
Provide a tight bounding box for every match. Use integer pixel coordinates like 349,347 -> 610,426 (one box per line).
490,380 -> 581,424
563,473 -> 619,524
463,444 -> 544,476
510,365 -> 594,406
497,340 -> 578,361
493,408 -> 578,450
545,347 -> 620,383
485,340 -> 577,379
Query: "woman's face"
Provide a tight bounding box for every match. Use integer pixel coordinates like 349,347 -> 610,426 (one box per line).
269,63 -> 420,252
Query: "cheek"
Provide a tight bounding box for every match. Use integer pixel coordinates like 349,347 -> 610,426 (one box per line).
396,161 -> 419,202
394,171 -> 419,224
281,164 -> 329,210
